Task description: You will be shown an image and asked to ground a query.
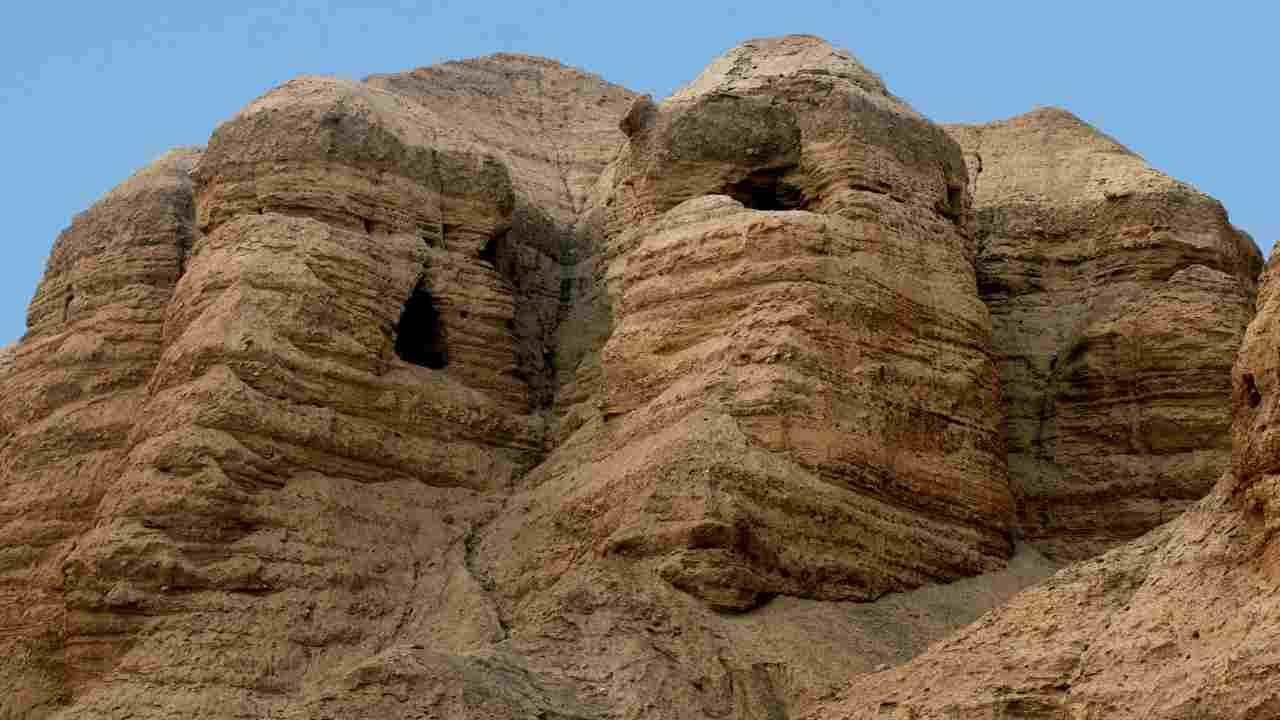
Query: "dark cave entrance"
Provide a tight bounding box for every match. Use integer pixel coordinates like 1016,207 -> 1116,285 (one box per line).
1246,373 -> 1262,409
725,168 -> 807,211
478,230 -> 516,283
479,233 -> 501,266
395,285 -> 448,369
945,185 -> 964,220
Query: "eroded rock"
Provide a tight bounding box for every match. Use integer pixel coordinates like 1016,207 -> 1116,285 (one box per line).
946,109 -> 1262,561
0,35 -> 1264,720
532,33 -> 1014,608
0,148 -> 201,718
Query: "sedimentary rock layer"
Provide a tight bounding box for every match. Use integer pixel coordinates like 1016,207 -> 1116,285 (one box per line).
482,34 -> 1014,618
368,54 -> 639,409
42,74 -> 560,718
811,243 -> 1276,720
0,148 -> 201,718
0,34 -> 1266,720
947,109 -> 1262,560
816,255 -> 1280,716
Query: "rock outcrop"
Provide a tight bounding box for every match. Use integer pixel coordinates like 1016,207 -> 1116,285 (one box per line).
813,245 -> 1280,717
947,109 -> 1262,561
486,34 -> 1014,619
0,148 -> 201,718
366,54 -> 640,409
0,34 -> 1265,720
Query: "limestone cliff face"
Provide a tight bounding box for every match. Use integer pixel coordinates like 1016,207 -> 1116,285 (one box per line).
0,149 -> 201,718
367,54 -> 640,409
947,109 -> 1262,561
487,34 -> 1014,620
0,35 -> 1265,720
815,248 -> 1280,719
17,64 -> 636,719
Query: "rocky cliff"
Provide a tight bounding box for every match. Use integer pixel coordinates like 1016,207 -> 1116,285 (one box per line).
0,35 -> 1265,720
0,148 -> 201,716
947,109 -> 1261,561
815,248 -> 1280,718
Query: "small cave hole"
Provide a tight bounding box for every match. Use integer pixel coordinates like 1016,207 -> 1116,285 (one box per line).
394,286 -> 448,369
1245,374 -> 1262,409
478,231 -> 513,281
725,169 -> 806,211
363,218 -> 374,234
479,234 -> 500,266
63,292 -> 74,323
945,185 -> 964,219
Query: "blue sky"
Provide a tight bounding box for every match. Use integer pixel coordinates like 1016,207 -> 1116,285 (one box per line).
2,1 -> 1275,345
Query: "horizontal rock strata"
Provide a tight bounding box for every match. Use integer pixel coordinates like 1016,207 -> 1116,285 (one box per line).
0,148 -> 201,718
0,34 -> 1265,720
484,33 -> 1013,621
947,109 -> 1262,560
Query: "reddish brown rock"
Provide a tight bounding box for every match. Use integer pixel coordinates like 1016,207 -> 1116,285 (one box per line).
809,219 -> 1274,720
482,34 -> 1012,627
0,148 -> 201,718
0,36 -> 1265,720
809,472 -> 1280,719
367,54 -> 639,410
946,109 -> 1261,561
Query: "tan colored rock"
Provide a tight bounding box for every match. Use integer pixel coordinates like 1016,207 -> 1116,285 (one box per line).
812,473 -> 1280,720
946,108 -> 1261,561
0,148 -> 201,718
809,237 -> 1277,720
368,54 -> 639,409
42,75 -> 551,718
460,36 -> 1024,718
0,55 -> 638,720
494,33 -> 1012,613
0,36 -> 1265,720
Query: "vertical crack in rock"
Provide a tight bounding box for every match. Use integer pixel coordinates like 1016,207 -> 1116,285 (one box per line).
381,559 -> 423,653
463,515 -> 510,642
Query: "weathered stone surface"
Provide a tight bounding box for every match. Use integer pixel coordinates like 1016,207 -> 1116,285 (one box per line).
809,474 -> 1280,719
40,74 -> 553,719
809,241 -> 1279,720
0,35 -> 1266,720
368,54 -> 639,410
0,148 -> 201,718
479,39 -> 1012,652
946,109 -> 1262,560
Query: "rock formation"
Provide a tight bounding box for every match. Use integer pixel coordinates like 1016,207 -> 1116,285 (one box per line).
946,110 -> 1262,561
0,148 -> 201,717
0,34 -> 1265,720
814,246 -> 1280,717
486,33 -> 1014,616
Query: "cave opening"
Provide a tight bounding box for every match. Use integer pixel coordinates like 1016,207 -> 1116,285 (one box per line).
479,234 -> 500,266
725,168 -> 806,211
946,185 -> 964,219
1246,373 -> 1262,409
479,230 -> 515,283
395,285 -> 448,369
